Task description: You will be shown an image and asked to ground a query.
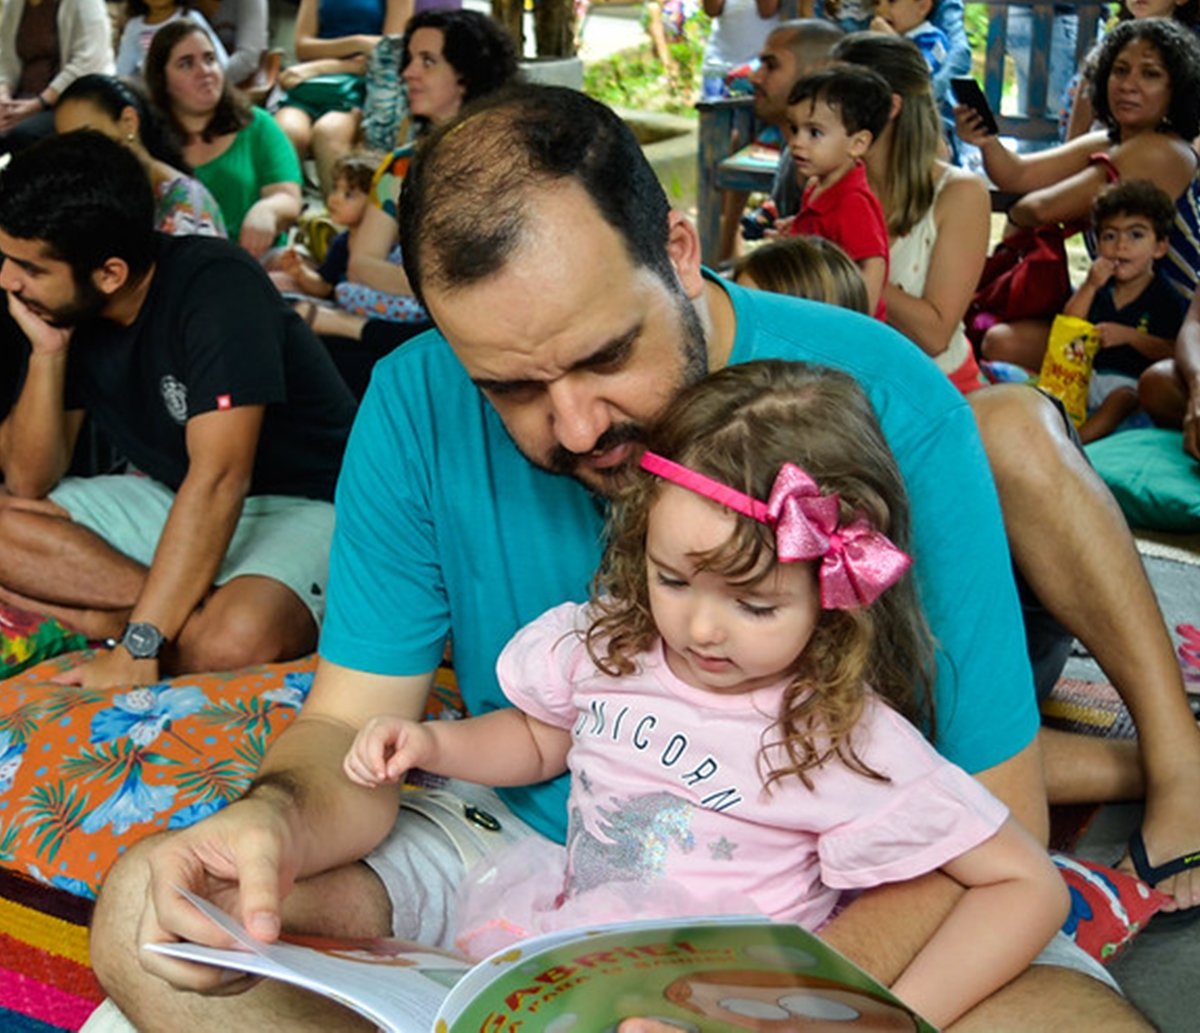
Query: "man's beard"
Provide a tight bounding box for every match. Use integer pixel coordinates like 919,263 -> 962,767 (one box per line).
537,291 -> 710,494
24,274 -> 107,328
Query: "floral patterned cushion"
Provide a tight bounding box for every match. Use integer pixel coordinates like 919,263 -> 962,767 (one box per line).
0,649 -> 465,900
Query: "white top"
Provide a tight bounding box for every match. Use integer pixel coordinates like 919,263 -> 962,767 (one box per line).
0,0 -> 114,97
701,0 -> 778,78
889,166 -> 974,375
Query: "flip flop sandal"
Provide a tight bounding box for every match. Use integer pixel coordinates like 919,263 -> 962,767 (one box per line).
1128,829 -> 1200,932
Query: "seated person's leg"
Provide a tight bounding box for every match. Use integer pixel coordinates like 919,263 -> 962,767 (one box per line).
980,319 -> 1052,370
1138,358 -> 1187,427
970,384 -> 1200,911
1078,385 -> 1140,445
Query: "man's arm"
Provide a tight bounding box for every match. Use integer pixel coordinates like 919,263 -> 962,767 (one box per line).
58,404 -> 264,688
138,660 -> 433,990
0,294 -> 85,495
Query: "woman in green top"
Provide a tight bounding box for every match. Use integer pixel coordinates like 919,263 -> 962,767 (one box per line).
146,18 -> 302,257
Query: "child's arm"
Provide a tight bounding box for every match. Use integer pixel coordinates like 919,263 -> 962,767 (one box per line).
276,248 -> 334,299
1062,257 -> 1112,320
343,709 -> 571,789
889,817 -> 1070,1029
858,257 -> 886,315
1094,323 -> 1177,362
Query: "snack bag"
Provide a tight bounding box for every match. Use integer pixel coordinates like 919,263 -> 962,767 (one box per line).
1037,314 -> 1101,427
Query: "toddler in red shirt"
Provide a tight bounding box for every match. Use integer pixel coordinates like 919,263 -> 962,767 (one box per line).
784,65 -> 893,319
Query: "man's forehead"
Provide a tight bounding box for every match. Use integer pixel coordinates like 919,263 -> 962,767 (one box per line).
0,231 -> 60,264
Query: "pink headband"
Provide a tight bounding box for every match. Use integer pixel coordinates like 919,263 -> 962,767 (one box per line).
639,451 -> 911,610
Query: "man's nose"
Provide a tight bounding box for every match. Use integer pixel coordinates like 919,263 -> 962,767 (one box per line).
546,378 -> 609,455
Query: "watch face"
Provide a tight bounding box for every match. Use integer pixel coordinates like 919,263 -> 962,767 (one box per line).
123,622 -> 164,659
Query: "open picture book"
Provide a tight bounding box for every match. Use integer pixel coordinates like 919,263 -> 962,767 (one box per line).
147,887 -> 936,1032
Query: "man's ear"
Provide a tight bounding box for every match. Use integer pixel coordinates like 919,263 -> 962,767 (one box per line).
91,257 -> 130,297
666,210 -> 706,299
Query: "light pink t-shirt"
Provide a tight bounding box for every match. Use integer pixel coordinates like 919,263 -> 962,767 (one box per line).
496,602 -> 1009,931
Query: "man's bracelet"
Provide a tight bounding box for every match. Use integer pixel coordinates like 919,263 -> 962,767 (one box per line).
36,94 -> 50,111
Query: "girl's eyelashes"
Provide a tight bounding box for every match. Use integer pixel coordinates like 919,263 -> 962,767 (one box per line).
654,571 -> 687,589
738,601 -> 778,618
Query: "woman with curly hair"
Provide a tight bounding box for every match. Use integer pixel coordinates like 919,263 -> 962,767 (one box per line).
958,17 -> 1200,369
300,7 -> 519,340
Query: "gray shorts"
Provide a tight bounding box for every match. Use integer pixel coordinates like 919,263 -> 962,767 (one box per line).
1032,930 -> 1121,994
362,781 -> 542,949
364,784 -> 1121,997
49,474 -> 335,623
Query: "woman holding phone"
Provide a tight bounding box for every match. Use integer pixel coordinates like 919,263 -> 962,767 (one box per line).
957,17 -> 1200,370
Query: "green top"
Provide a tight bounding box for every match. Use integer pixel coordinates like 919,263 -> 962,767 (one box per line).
195,107 -> 302,240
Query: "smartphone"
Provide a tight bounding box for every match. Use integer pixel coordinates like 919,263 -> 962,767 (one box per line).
950,77 -> 1000,136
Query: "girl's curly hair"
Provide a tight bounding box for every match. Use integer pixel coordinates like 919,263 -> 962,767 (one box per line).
586,360 -> 937,791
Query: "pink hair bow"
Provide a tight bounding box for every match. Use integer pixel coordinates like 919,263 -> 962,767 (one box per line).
765,463 -> 911,610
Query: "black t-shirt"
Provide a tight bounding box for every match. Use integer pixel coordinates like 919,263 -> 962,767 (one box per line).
1089,269 -> 1189,379
64,234 -> 356,501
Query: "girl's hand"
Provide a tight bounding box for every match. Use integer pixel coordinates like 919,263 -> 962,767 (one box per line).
953,103 -> 996,146
343,717 -> 434,787
869,15 -> 896,33
239,202 -> 280,259
1095,321 -> 1132,348
1085,256 -> 1115,288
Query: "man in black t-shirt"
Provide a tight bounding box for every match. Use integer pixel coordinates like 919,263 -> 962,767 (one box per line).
0,131 -> 356,688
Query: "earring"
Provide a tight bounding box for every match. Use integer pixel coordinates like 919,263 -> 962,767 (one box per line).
127,133 -> 135,142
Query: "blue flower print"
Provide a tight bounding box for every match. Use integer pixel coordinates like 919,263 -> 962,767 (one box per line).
81,769 -> 176,836
168,798 -> 228,829
90,685 -> 208,747
263,670 -> 314,709
0,729 -> 27,795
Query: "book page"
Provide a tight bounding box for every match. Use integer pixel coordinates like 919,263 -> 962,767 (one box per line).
145,888 -> 471,1033
436,916 -> 937,1032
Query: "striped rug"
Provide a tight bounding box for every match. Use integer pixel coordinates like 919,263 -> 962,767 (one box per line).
0,869 -> 103,1032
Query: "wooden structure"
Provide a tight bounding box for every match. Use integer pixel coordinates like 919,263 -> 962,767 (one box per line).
695,1 -> 1113,265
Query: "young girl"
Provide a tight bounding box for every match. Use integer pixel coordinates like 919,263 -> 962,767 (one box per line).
343,362 -> 1069,1031
733,235 -> 871,313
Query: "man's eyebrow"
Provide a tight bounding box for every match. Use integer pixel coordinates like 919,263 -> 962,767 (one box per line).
1,253 -> 44,275
471,325 -> 640,393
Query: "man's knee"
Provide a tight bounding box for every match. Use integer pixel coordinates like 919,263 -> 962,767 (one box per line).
180,581 -> 316,670
970,385 -> 1072,494
90,834 -> 160,993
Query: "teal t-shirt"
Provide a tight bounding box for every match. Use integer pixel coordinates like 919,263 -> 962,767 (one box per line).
195,107 -> 302,240
321,276 -> 1040,844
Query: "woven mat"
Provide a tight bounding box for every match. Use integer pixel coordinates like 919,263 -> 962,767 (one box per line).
1041,677 -> 1137,739
0,869 -> 102,1032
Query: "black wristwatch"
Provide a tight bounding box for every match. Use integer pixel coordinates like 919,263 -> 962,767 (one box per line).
119,621 -> 166,660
